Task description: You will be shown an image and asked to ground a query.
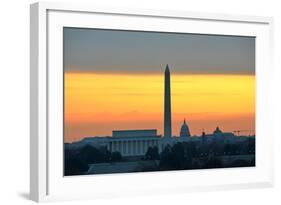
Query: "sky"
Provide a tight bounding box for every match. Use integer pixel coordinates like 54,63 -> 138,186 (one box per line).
63,27 -> 255,143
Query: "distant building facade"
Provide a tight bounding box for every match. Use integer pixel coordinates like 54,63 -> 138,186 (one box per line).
112,129 -> 157,138
87,132 -> 162,157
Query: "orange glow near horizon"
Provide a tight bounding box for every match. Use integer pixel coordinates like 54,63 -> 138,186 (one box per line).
64,72 -> 255,142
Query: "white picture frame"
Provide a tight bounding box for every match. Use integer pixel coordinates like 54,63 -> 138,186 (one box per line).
30,2 -> 274,202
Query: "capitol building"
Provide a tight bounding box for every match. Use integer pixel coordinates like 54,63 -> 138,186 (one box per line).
82,65 -> 234,157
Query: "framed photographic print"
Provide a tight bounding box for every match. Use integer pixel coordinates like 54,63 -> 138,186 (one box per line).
30,2 -> 274,202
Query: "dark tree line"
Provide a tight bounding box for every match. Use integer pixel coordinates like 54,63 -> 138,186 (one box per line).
64,138 -> 255,175
64,145 -> 122,176
144,139 -> 255,171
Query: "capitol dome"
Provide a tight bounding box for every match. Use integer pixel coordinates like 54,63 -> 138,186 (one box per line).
213,126 -> 222,134
180,119 -> 191,137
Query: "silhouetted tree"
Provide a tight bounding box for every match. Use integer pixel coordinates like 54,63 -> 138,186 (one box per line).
111,151 -> 122,162
248,138 -> 255,154
183,142 -> 197,158
145,146 -> 160,160
170,143 -> 185,169
64,158 -> 89,176
159,145 -> 174,170
77,145 -> 111,164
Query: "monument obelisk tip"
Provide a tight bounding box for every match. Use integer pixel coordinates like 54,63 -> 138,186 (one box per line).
164,64 -> 172,138
165,64 -> 170,72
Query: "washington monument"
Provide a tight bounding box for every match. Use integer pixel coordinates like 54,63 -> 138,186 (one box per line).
164,64 -> 172,138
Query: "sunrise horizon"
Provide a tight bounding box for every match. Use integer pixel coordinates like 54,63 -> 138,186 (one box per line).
64,70 -> 255,143
63,28 -> 255,143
